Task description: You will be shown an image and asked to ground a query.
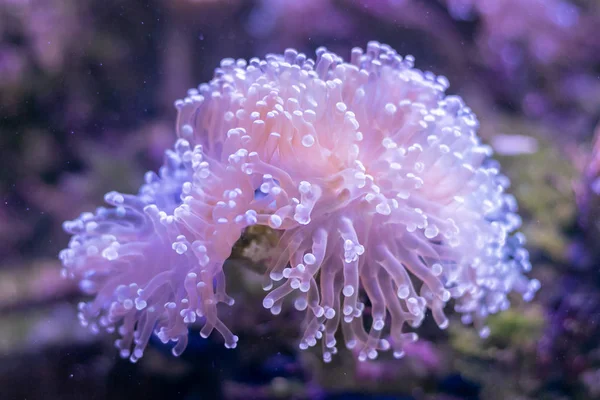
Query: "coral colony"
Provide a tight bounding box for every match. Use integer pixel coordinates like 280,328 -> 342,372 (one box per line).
59,42 -> 539,363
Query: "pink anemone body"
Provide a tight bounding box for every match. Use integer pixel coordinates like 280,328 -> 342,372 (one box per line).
60,42 -> 539,363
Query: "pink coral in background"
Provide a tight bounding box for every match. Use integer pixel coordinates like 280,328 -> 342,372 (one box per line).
444,0 -> 584,67
60,42 -> 538,363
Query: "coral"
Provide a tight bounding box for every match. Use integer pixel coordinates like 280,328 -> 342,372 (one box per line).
496,128 -> 576,262
486,305 -> 543,349
444,0 -> 583,64
60,42 -> 538,363
538,277 -> 600,385
452,0 -> 600,135
576,124 -> 600,261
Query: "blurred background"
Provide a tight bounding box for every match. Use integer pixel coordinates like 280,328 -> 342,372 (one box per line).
1,0 -> 600,399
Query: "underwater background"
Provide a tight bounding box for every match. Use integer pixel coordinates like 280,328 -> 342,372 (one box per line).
1,0 -> 600,399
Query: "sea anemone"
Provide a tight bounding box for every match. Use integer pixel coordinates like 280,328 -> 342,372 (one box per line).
60,41 -> 539,363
